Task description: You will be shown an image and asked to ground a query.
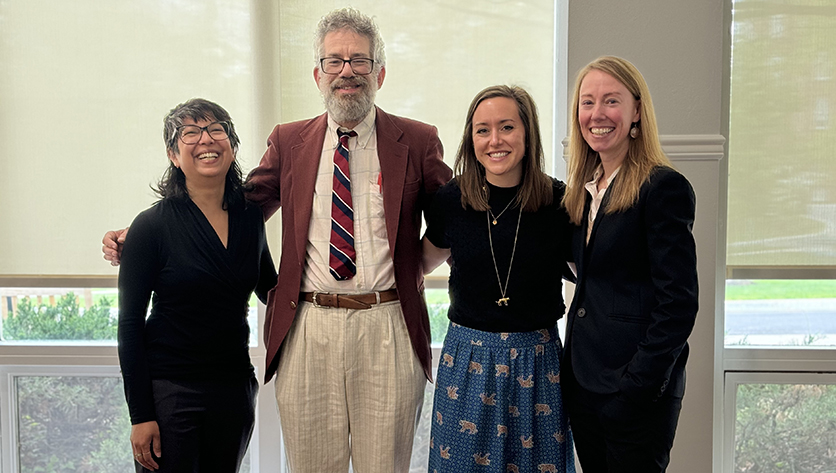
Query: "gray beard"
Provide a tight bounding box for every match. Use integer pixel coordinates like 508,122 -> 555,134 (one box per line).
322,85 -> 376,126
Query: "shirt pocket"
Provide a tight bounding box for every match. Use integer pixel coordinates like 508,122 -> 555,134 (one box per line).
369,174 -> 388,239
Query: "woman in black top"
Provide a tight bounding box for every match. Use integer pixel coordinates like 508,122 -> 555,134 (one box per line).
422,86 -> 575,472
118,99 -> 276,472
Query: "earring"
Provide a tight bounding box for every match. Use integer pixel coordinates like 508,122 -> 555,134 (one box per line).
630,123 -> 639,139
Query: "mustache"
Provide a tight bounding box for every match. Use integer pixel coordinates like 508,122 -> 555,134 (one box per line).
330,78 -> 365,90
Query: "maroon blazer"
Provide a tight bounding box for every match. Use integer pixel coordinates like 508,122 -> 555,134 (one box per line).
247,107 -> 452,383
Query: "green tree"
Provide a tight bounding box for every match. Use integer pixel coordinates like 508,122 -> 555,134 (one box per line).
17,376 -> 133,473
3,296 -> 131,472
2,293 -> 117,341
735,384 -> 836,472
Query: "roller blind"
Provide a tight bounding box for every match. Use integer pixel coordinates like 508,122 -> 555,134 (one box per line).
0,0 -> 555,277
728,0 -> 836,269
0,0 -> 261,276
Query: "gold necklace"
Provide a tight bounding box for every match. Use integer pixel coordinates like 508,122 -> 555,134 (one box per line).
487,206 -> 522,307
488,198 -> 515,225
484,184 -> 518,225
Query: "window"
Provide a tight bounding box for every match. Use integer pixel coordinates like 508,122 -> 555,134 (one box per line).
727,0 -> 836,348
725,1 -> 836,470
724,372 -> 836,473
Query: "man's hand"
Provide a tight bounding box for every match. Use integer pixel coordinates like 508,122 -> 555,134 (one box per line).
131,420 -> 162,470
102,228 -> 129,266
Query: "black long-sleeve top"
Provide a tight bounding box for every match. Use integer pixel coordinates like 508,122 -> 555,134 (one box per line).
425,178 -> 574,333
117,195 -> 276,425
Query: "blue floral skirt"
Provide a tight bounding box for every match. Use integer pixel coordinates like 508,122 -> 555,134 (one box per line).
428,322 -> 575,473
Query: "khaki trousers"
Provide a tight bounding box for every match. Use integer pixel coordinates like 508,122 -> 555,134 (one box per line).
275,300 -> 426,473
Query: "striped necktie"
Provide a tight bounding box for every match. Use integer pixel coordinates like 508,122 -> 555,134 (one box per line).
329,129 -> 358,280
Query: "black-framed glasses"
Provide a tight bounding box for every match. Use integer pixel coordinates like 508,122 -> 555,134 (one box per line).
176,122 -> 230,145
319,57 -> 375,75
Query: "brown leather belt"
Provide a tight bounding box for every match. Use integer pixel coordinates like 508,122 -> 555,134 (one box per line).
300,289 -> 399,310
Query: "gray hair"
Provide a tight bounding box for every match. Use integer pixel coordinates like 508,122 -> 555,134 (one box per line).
314,8 -> 386,71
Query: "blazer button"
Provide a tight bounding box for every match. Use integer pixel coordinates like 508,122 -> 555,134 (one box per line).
290,301 -> 297,309
658,379 -> 669,397
577,308 -> 586,318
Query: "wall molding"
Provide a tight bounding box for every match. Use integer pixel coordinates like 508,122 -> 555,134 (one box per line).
661,134 -> 726,161
561,133 -> 726,162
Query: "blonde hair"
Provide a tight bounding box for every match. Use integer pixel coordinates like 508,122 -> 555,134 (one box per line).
455,85 -> 552,212
562,56 -> 672,225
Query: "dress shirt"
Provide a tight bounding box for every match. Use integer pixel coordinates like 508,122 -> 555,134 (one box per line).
300,108 -> 396,293
584,165 -> 620,244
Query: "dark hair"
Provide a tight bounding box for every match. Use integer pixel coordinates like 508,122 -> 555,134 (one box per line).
155,98 -> 244,209
454,85 -> 553,212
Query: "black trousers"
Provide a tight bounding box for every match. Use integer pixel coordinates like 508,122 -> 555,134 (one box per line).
137,374 -> 258,473
564,380 -> 682,473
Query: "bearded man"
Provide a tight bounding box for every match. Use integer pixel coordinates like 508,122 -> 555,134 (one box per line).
103,8 -> 451,471
245,8 -> 451,473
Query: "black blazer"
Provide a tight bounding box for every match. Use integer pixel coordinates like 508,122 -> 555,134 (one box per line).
564,166 -> 698,402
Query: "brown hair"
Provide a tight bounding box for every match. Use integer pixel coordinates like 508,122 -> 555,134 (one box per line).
454,85 -> 553,212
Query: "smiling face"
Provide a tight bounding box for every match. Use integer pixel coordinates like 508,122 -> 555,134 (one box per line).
472,97 -> 526,187
167,117 -> 235,189
314,28 -> 385,128
578,69 -> 640,167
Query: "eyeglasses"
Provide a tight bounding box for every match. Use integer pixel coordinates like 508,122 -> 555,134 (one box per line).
176,122 -> 230,145
319,57 -> 375,75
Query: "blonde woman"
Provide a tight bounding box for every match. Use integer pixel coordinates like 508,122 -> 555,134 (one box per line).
561,56 -> 698,473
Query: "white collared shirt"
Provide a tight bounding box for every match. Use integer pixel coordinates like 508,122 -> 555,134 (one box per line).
584,165 -> 620,244
300,108 -> 396,293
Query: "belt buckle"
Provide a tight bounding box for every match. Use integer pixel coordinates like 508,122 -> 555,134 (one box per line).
311,291 -> 330,309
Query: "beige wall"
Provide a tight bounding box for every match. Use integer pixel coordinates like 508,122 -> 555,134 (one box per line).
564,1 -> 728,472
567,0 -> 725,135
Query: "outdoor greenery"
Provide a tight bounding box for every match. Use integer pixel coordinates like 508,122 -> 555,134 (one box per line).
3,294 -> 253,472
735,384 -> 836,473
726,280 -> 836,301
425,288 -> 450,343
1,295 -> 131,472
17,376 -> 133,473
2,293 -> 117,341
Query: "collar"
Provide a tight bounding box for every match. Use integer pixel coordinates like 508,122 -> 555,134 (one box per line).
584,164 -> 620,195
326,107 -> 376,149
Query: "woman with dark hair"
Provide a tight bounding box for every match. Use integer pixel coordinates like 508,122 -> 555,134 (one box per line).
561,56 -> 698,473
117,98 -> 276,472
423,85 -> 575,472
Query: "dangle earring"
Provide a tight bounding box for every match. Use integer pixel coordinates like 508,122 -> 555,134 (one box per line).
630,123 -> 639,139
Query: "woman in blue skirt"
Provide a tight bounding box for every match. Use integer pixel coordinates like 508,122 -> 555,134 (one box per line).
422,85 -> 575,473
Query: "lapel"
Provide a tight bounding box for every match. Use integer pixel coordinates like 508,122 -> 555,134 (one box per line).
374,107 -> 409,258
291,113 -> 328,265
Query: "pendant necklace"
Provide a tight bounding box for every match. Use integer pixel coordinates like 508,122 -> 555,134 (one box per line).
487,203 -> 522,307
488,198 -> 515,225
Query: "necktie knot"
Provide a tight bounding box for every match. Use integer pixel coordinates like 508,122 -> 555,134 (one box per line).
337,129 -> 357,146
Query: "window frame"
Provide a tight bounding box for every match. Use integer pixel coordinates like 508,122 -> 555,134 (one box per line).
719,0 -> 836,470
